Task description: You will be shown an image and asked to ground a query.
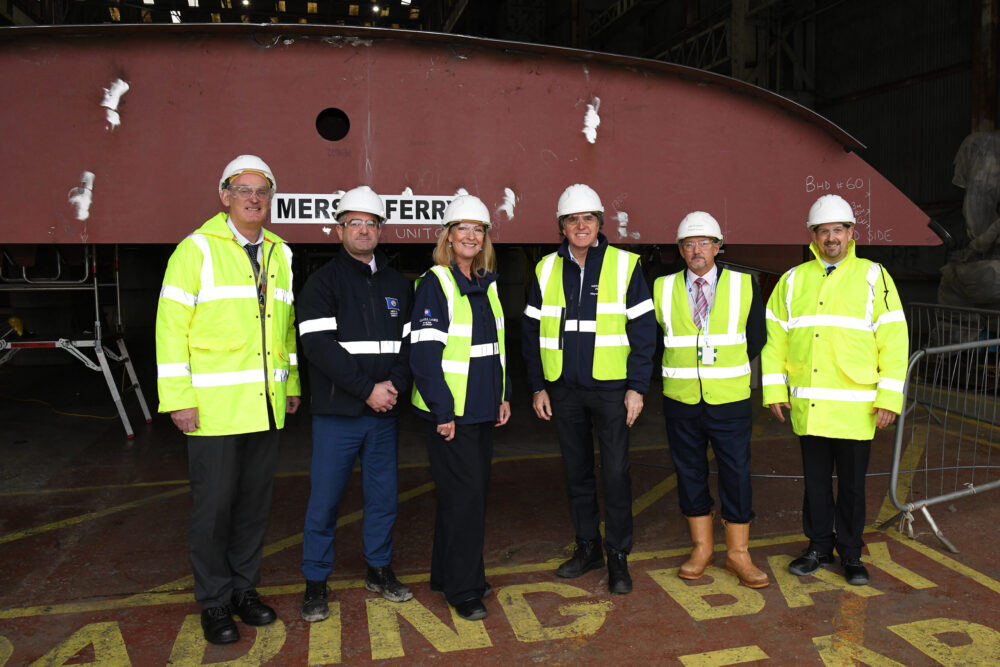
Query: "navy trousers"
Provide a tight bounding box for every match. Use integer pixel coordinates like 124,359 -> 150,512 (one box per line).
663,399 -> 755,523
301,414 -> 399,581
799,435 -> 871,561
549,383 -> 633,553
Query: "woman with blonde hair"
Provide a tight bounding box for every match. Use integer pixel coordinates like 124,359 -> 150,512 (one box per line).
410,194 -> 510,620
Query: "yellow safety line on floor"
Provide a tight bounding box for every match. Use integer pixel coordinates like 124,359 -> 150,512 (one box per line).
0,486 -> 190,546
0,479 -> 190,499
883,526 -> 1000,596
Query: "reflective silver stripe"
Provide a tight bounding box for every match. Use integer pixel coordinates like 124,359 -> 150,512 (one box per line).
157,362 -> 191,377
658,272 -> 678,338
274,368 -> 289,382
274,287 -> 293,305
662,332 -> 747,348
865,263 -> 880,328
441,359 -> 469,374
784,266 -> 796,321
281,243 -> 294,292
540,305 -> 563,317
878,377 -> 905,393
470,343 -> 500,357
761,373 -> 788,386
190,368 -> 265,387
874,310 -> 906,329
402,322 -> 412,337
299,317 -> 338,335
199,285 -> 258,303
594,334 -> 629,347
615,247 -> 629,304
340,340 -> 402,355
524,304 -> 542,320
429,265 -> 456,322
565,319 -> 597,333
789,386 -> 878,402
539,337 -> 561,350
727,271 -> 741,336
626,298 -> 653,319
496,316 -> 505,331
765,308 -> 788,331
662,362 -> 750,379
788,314 -> 872,331
411,328 -> 448,344
160,285 -> 196,308
289,353 -> 298,366
190,233 -> 214,291
596,302 -> 626,315
537,253 -> 558,300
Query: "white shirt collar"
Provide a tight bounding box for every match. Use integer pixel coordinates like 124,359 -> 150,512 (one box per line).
226,216 -> 263,246
687,263 -> 718,287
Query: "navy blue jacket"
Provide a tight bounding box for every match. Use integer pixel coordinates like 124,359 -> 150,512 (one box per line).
410,264 -> 510,425
298,249 -> 412,417
522,233 -> 656,394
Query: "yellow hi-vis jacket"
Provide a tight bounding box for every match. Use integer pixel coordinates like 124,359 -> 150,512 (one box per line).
534,246 -> 641,381
410,265 -> 506,417
761,240 -> 908,440
654,269 -> 753,404
155,212 -> 300,435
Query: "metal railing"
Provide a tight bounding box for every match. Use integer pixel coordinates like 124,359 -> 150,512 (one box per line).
887,303 -> 1000,552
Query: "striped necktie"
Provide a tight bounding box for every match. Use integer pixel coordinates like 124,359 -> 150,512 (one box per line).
244,243 -> 261,279
694,277 -> 709,331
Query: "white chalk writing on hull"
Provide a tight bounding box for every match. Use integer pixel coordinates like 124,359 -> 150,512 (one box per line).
805,175 -> 892,244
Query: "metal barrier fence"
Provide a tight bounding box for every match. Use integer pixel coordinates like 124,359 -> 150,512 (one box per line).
888,303 -> 1000,552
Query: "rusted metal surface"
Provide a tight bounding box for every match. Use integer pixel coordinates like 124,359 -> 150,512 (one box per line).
1,23 -> 938,246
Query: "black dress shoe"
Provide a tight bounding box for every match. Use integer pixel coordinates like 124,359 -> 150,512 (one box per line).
788,549 -> 836,576
453,598 -> 487,621
607,550 -> 633,594
430,581 -> 493,598
842,558 -> 870,585
232,588 -> 277,626
201,605 -> 239,645
557,539 -> 605,578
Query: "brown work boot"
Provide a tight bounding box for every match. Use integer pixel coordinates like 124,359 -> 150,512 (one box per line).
678,512 -> 715,580
722,519 -> 770,588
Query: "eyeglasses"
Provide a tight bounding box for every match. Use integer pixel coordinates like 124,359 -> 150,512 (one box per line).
228,185 -> 272,200
453,224 -> 486,236
680,240 -> 716,250
342,218 -> 381,229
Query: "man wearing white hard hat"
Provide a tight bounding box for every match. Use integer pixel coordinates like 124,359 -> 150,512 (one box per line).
296,186 -> 414,622
155,155 -> 300,644
653,212 -> 768,589
522,184 -> 655,594
761,194 -> 908,586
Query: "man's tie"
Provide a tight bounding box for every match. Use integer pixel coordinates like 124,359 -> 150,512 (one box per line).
694,277 -> 709,331
826,265 -> 836,276
244,243 -> 261,279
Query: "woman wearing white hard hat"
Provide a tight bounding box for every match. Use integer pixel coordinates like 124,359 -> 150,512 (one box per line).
409,194 -> 510,621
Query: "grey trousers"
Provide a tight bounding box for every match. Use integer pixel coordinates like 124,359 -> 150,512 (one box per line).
187,429 -> 280,609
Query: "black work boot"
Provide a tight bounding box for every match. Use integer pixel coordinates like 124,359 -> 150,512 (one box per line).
556,539 -> 605,578
365,565 -> 413,602
607,550 -> 633,594
301,579 -> 329,622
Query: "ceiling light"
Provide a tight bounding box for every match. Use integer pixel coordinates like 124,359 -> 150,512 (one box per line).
372,4 -> 380,13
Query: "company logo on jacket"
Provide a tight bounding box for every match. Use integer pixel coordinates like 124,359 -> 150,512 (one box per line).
385,297 -> 400,317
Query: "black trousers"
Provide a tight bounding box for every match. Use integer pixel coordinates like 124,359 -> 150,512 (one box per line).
664,406 -> 755,523
187,428 -> 280,609
799,435 -> 871,561
549,383 -> 633,553
426,420 -> 494,606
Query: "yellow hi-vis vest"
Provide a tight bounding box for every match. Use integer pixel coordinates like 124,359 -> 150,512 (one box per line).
761,241 -> 908,440
155,212 -> 300,436
534,246 -> 640,381
654,269 -> 753,404
410,265 -> 506,417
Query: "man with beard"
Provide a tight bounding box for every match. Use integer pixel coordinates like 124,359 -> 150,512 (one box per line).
761,194 -> 908,586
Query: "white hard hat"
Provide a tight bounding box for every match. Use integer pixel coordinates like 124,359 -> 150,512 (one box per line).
557,184 -> 604,218
219,154 -> 275,193
336,185 -> 386,222
676,211 -> 723,243
807,194 -> 855,228
442,194 -> 492,230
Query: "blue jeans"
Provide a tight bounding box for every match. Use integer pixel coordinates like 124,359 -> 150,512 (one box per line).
301,414 -> 399,581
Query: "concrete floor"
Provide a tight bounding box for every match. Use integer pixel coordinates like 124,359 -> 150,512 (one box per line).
2,353 -> 1000,665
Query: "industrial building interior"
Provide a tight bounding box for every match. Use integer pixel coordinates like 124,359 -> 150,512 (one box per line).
3,1 -> 1000,664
